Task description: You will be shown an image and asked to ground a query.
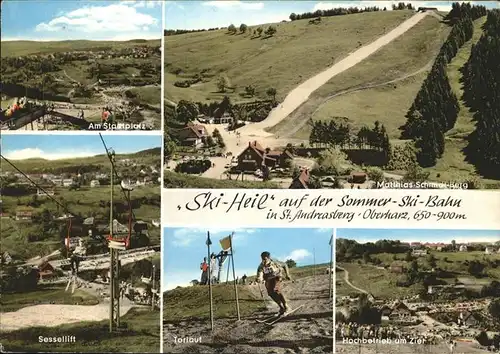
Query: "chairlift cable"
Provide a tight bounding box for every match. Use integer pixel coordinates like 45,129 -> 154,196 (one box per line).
98,133 -> 137,222
0,154 -> 81,221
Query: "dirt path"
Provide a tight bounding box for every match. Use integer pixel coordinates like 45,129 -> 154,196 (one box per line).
163,274 -> 333,353
0,281 -> 135,332
238,11 -> 429,137
337,266 -> 369,294
275,59 -> 434,138
63,69 -> 79,83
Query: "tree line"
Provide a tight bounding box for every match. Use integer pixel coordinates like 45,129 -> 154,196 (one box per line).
309,120 -> 390,158
399,3 -> 486,167
463,10 -> 500,178
288,3 -> 414,21
336,238 -> 411,261
164,28 -> 221,36
445,2 -> 487,24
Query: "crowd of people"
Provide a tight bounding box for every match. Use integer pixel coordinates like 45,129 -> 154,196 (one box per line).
2,97 -> 31,120
101,107 -> 114,124
199,253 -> 219,285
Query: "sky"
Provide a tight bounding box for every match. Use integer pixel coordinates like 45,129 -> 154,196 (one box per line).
1,0 -> 162,41
338,228 -> 500,244
1,134 -> 161,160
162,227 -> 333,290
165,1 -> 498,30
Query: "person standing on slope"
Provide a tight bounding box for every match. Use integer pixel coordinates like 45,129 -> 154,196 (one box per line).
200,257 -> 209,285
257,251 -> 292,316
209,253 -> 218,284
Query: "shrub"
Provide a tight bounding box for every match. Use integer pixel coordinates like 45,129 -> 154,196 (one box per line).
174,159 -> 211,174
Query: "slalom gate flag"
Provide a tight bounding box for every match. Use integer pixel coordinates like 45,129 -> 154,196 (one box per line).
206,232 -> 212,246
219,235 -> 232,250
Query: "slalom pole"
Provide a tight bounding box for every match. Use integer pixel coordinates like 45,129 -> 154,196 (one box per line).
206,232 -> 214,331
226,255 -> 231,284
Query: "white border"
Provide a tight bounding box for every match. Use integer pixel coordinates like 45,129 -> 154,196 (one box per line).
0,130 -> 162,136
332,228 -> 336,354
162,189 -> 500,230
159,1 -> 166,352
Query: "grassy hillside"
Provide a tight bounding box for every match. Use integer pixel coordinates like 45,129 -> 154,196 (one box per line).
1,147 -> 161,173
0,308 -> 160,353
0,184 -> 160,259
164,11 -> 414,103
164,263 -> 330,321
0,285 -> 99,313
164,170 -> 280,188
164,285 -> 265,321
338,249 -> 500,299
1,146 -> 161,258
1,39 -> 161,57
270,15 -> 450,139
429,16 -> 488,182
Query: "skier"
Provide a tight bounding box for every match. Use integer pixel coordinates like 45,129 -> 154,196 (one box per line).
256,251 -> 292,316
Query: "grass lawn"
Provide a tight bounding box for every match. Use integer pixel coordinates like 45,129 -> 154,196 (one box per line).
0,307 -> 160,353
272,15 -> 449,138
129,86 -> 161,106
0,285 -> 99,313
165,10 -> 414,103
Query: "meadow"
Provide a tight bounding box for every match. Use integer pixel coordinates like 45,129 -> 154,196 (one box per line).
164,11 -> 414,103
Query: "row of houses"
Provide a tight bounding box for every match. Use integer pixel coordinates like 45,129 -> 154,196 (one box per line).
408,241 -> 500,254
197,112 -> 234,125
377,301 -> 483,327
17,46 -> 160,64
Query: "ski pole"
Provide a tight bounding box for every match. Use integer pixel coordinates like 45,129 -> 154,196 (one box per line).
258,281 -> 267,306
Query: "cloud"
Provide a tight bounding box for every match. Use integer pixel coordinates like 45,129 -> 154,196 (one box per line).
169,228 -> 257,247
281,249 -> 312,262
34,3 -> 160,39
2,148 -> 99,161
202,1 -> 265,10
315,228 -> 333,234
312,1 -> 456,12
